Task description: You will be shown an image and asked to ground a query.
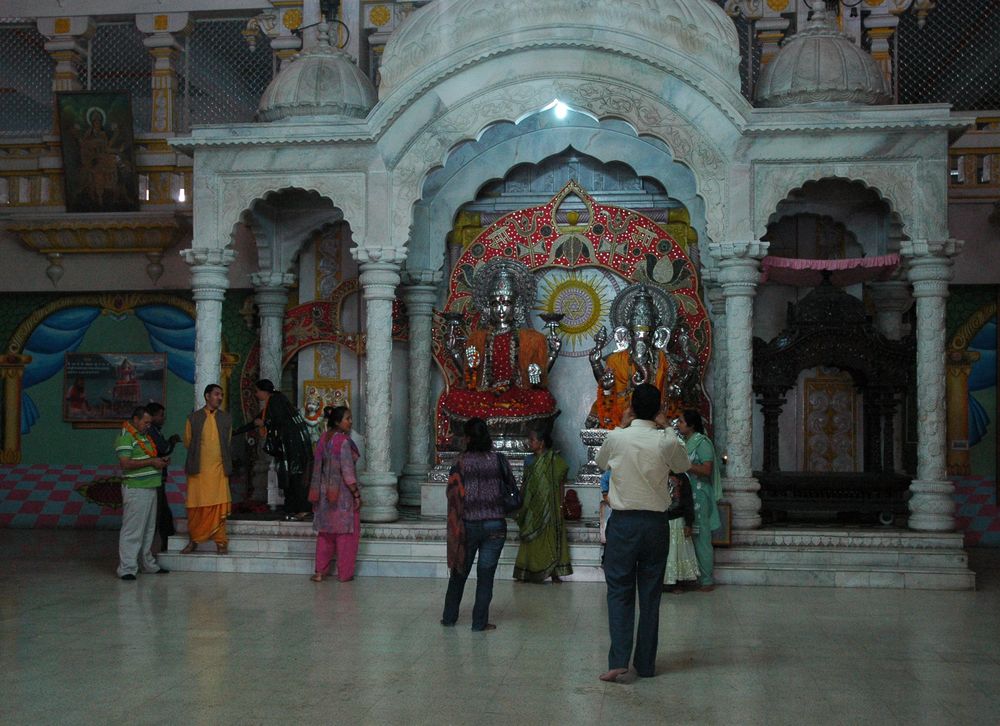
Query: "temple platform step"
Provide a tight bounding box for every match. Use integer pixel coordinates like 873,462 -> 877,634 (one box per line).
157,519 -> 975,590
715,528 -> 975,590
157,517 -> 608,581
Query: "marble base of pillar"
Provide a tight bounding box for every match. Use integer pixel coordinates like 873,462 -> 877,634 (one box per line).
723,476 -> 762,530
359,470 -> 400,523
907,479 -> 956,532
398,463 -> 431,507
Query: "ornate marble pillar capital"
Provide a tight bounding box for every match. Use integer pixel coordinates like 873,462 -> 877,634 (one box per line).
250,271 -> 296,311
182,248 -> 235,299
901,239 -> 963,532
359,260 -> 403,299
710,240 -> 769,297
401,267 -> 444,288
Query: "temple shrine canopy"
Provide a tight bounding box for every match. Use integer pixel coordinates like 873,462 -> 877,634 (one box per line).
169,0 -> 974,529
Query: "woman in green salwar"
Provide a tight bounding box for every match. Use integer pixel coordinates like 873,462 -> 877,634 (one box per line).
678,409 -> 722,590
513,425 -> 573,583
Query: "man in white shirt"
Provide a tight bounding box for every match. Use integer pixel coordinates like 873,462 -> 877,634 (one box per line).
595,383 -> 692,682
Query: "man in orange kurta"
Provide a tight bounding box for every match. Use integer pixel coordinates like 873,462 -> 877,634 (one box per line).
181,384 -> 233,554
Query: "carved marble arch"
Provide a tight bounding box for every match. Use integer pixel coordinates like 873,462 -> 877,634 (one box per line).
754,169 -> 916,245
238,189 -> 348,275
218,175 -> 367,261
388,79 -> 732,255
412,122 -> 705,272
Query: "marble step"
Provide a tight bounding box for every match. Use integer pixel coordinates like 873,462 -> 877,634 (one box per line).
716,562 -> 976,590
158,533 -> 606,581
716,545 -> 969,569
158,520 -> 975,590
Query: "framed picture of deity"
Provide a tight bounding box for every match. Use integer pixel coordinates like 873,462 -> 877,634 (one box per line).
63,352 -> 167,426
56,91 -> 140,213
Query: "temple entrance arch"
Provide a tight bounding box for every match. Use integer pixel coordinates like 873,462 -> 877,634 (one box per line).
406,109 -> 709,275
388,78 -> 737,258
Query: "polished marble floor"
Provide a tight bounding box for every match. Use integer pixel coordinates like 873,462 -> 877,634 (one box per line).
2,529 -> 999,726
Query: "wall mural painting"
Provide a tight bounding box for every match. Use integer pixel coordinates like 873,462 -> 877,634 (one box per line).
946,286 -> 998,546
434,181 -> 711,446
63,352 -> 167,425
56,91 -> 140,213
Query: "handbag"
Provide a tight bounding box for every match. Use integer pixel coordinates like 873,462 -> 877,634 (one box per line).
562,488 -> 582,520
495,452 -> 523,514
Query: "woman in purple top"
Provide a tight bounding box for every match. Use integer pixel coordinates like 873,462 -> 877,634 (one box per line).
308,406 -> 362,582
442,417 -> 511,631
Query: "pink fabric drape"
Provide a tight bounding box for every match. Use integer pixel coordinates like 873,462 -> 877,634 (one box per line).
761,254 -> 900,287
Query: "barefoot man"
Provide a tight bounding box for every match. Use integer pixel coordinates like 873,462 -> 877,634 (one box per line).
595,384 -> 691,683
181,384 -> 233,555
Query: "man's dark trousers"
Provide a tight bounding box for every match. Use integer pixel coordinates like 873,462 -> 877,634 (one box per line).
603,509 -> 670,677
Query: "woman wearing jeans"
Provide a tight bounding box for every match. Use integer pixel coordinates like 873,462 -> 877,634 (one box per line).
442,418 -> 510,631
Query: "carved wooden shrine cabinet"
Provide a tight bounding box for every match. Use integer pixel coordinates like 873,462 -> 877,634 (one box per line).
753,274 -> 915,523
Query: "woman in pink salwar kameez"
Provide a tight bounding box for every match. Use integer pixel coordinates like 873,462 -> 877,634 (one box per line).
309,406 -> 362,582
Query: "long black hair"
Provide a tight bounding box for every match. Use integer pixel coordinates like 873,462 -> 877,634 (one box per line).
463,418 -> 493,452
527,423 -> 553,450
325,405 -> 350,430
682,409 -> 705,434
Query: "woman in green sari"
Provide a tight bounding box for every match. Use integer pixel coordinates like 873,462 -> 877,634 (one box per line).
513,424 -> 573,583
678,409 -> 722,591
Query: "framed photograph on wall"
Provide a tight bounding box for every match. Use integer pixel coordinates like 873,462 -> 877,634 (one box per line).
63,352 -> 167,426
56,91 -> 140,213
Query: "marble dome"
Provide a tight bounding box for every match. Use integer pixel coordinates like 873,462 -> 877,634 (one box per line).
258,23 -> 377,122
755,8 -> 891,108
378,0 -> 741,97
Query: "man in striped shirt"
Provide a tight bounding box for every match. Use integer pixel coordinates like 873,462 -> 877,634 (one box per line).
116,406 -> 170,580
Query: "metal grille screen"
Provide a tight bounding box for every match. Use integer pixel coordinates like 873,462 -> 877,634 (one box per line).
186,18 -> 274,127
0,24 -> 54,137
90,22 -> 152,132
896,0 -> 1000,111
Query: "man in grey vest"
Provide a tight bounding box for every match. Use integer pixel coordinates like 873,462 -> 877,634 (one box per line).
180,384 -> 233,555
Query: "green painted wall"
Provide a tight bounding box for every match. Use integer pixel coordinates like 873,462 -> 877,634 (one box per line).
21,313 -> 193,465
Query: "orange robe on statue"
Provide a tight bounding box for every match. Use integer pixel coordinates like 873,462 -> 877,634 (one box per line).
590,350 -> 676,429
441,328 -> 556,423
184,411 -> 232,545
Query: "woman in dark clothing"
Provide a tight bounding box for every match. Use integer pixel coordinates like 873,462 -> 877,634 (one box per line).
236,379 -> 315,520
442,418 -> 511,631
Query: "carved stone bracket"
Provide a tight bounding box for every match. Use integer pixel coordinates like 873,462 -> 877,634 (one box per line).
4,213 -> 189,285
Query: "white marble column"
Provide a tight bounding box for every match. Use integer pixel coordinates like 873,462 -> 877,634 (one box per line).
182,248 -> 235,409
250,271 -> 296,385
868,280 -> 913,340
709,241 -> 768,530
903,239 -> 962,532
398,271 -> 442,507
355,252 -> 403,522
705,281 -> 728,461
